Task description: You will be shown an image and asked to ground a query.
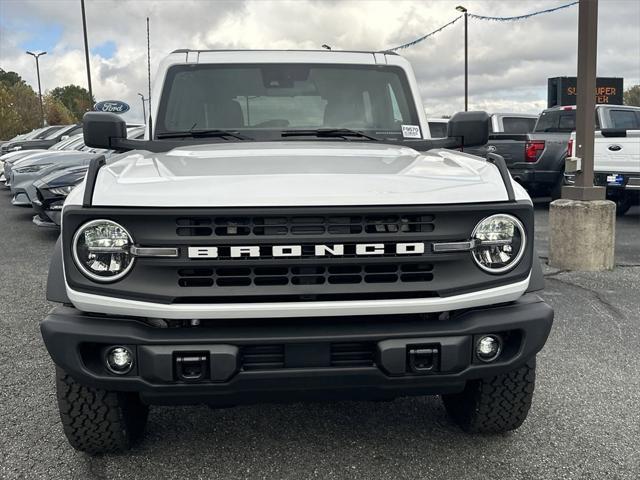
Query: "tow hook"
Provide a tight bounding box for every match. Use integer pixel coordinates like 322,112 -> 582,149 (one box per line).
175,353 -> 209,382
407,346 -> 440,373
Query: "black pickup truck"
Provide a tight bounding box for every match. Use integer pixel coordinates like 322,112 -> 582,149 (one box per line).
477,105 -> 640,198
467,109 -> 567,197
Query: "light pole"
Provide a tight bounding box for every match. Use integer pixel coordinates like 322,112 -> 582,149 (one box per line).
138,93 -> 147,123
26,51 -> 46,126
456,5 -> 468,111
81,0 -> 93,102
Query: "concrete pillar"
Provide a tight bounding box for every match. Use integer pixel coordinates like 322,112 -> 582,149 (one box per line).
548,199 -> 616,271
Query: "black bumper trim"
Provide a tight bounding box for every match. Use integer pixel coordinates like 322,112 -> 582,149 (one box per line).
40,294 -> 553,405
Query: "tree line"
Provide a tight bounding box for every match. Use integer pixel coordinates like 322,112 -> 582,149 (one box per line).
0,69 -> 94,140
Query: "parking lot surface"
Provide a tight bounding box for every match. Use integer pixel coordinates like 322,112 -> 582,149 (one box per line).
0,190 -> 638,480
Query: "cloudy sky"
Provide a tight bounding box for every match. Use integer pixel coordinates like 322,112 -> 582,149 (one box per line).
1,0 -> 638,123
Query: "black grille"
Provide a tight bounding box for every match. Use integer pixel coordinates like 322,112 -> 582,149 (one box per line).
241,345 -> 285,371
330,342 -> 375,367
176,214 -> 435,237
240,342 -> 375,371
178,263 -> 434,288
63,203 -> 534,305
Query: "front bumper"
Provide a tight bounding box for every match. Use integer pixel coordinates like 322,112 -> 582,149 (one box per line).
41,294 -> 553,405
11,189 -> 31,206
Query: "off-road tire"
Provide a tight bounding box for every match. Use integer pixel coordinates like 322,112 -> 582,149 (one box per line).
441,358 -> 536,433
56,367 -> 148,454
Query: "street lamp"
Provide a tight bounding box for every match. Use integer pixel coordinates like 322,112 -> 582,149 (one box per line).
456,5 -> 468,111
26,51 -> 47,127
81,0 -> 93,102
138,93 -> 147,123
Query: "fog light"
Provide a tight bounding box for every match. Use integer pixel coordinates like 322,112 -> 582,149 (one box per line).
476,335 -> 501,362
106,346 -> 133,374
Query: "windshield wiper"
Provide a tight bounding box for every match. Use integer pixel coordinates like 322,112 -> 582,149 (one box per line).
156,129 -> 250,140
281,128 -> 380,141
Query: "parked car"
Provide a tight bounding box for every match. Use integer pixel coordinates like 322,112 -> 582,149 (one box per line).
32,165 -> 90,227
9,126 -> 145,207
427,118 -> 449,138
41,49 -> 552,454
1,128 -> 43,149
2,135 -> 85,186
1,124 -> 79,154
567,106 -> 640,215
0,126 -> 63,153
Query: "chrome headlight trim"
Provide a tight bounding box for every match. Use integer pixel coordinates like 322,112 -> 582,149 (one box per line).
471,213 -> 526,274
72,219 -> 135,282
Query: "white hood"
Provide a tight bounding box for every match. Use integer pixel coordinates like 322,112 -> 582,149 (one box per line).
70,142 -> 526,207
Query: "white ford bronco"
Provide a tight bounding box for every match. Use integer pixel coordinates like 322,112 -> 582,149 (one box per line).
41,49 -> 553,453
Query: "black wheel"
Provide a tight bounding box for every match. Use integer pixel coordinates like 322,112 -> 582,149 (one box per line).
56,367 -> 148,454
441,358 -> 536,433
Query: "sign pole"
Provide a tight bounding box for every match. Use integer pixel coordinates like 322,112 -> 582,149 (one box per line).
562,0 -> 605,201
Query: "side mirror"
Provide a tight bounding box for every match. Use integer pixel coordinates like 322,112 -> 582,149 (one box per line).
601,128 -> 626,138
83,112 -> 126,149
447,111 -> 490,148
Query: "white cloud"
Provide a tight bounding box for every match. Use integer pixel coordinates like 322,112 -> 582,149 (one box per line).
1,0 -> 638,122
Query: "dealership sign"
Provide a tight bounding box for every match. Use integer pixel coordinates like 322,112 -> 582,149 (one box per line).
94,100 -> 130,114
547,77 -> 623,108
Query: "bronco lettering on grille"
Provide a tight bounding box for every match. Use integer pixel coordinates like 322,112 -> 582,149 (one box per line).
187,243 -> 426,259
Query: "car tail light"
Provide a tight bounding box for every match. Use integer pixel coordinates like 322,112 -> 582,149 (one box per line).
525,140 -> 545,163
567,138 -> 574,157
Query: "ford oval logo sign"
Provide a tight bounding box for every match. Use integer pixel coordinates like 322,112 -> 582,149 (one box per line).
94,100 -> 130,114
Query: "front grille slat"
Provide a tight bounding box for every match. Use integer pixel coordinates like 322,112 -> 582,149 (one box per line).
176,214 -> 435,237
177,263 -> 433,288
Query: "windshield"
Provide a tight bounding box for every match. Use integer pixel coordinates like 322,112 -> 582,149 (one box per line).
534,110 -> 575,132
534,109 -> 602,133
51,135 -> 82,150
45,125 -> 66,140
502,117 -> 536,134
24,128 -> 45,139
428,121 -> 448,138
156,64 -> 420,140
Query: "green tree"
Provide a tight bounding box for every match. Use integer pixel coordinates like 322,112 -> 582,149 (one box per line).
0,69 -> 26,88
10,82 -> 41,129
0,81 -> 41,139
623,85 -> 640,107
49,85 -> 94,122
0,70 -> 41,139
0,84 -> 23,140
44,94 -> 76,125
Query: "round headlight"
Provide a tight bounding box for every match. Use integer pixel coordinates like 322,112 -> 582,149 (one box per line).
471,214 -> 526,273
72,219 -> 134,282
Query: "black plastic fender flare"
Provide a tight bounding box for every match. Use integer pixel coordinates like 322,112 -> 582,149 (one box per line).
47,236 -> 71,304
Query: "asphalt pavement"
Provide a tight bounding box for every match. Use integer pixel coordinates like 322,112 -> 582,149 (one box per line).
0,189 -> 638,479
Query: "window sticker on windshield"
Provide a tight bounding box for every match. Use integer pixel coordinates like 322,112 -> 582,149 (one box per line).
401,125 -> 421,138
